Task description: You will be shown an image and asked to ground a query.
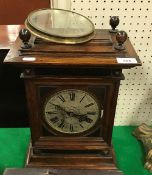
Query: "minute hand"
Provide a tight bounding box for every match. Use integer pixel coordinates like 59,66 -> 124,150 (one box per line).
51,104 -> 93,123
50,103 -> 68,114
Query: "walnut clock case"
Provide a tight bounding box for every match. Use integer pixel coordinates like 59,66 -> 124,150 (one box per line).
4,28 -> 141,170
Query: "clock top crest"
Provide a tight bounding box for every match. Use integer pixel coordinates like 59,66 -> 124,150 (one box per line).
4,8 -> 141,172
4,29 -> 141,68
4,8 -> 141,69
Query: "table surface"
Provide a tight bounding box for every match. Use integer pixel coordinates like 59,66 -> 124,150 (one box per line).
0,25 -> 24,50
3,168 -> 123,175
0,127 -> 151,175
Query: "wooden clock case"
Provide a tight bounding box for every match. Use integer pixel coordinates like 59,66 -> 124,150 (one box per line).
4,29 -> 141,170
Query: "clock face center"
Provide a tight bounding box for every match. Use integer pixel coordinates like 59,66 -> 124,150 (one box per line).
66,105 -> 81,115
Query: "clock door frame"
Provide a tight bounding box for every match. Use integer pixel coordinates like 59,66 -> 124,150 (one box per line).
23,75 -> 122,147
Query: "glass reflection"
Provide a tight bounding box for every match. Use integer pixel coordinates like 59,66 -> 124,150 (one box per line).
27,9 -> 94,38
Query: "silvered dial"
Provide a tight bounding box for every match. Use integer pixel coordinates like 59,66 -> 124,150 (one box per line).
44,89 -> 102,134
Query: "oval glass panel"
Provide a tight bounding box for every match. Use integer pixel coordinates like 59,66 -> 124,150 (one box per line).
27,8 -> 95,38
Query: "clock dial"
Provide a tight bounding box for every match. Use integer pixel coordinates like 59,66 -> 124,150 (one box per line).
43,89 -> 102,134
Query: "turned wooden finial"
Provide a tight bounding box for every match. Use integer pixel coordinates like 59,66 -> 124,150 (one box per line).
19,28 -> 32,49
109,16 -> 120,33
114,30 -> 128,50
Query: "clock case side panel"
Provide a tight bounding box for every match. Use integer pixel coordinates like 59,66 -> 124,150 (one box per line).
23,76 -> 121,147
24,78 -> 42,143
102,80 -> 120,144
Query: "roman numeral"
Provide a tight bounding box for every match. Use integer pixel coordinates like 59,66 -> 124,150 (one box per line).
80,95 -> 86,103
87,112 -> 96,115
58,119 -> 65,128
85,103 -> 94,108
50,117 -> 59,123
58,95 -> 65,102
70,92 -> 75,101
46,111 -> 57,115
70,124 -> 74,132
79,124 -> 84,128
85,117 -> 93,123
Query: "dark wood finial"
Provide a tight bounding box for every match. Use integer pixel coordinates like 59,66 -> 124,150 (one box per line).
109,16 -> 120,33
19,28 -> 32,49
114,31 -> 128,50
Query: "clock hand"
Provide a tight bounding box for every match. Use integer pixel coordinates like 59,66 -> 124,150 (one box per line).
79,115 -> 93,123
50,103 -> 93,123
51,103 -> 66,112
50,103 -> 70,116
51,103 -> 67,117
68,112 -> 93,123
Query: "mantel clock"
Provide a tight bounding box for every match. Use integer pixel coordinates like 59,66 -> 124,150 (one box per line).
4,9 -> 141,171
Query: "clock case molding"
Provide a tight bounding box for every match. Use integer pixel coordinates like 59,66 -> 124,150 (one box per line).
4,29 -> 141,169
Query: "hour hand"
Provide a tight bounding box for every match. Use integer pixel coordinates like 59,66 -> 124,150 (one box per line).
71,113 -> 93,123
79,115 -> 93,123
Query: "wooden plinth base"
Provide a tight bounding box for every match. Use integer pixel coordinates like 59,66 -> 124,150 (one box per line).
26,143 -> 118,170
4,168 -> 123,175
